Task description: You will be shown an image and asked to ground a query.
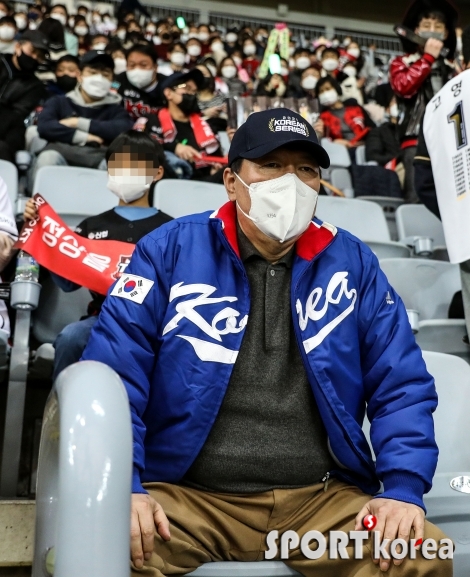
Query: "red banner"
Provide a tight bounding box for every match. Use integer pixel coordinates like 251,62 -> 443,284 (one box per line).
15,194 -> 136,295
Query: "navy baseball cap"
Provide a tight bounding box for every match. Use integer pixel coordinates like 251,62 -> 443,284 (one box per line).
228,108 -> 330,169
159,69 -> 205,92
80,50 -> 114,71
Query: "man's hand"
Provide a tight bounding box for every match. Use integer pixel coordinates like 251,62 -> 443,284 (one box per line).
355,498 -> 425,572
86,133 -> 104,145
175,143 -> 202,162
59,117 -> 79,128
23,198 -> 38,222
424,38 -> 444,59
131,493 -> 170,569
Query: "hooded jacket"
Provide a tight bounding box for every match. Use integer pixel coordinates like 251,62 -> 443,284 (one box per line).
37,84 -> 134,146
82,201 -> 438,512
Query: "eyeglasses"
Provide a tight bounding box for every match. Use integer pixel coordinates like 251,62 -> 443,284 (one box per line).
172,83 -> 198,95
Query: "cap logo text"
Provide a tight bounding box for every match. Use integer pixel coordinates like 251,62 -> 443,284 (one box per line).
268,116 -> 309,137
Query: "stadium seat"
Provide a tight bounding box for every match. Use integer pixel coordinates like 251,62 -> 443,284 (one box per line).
422,352 -> 470,577
366,241 -> 411,260
184,562 -> 302,577
0,159 -> 18,206
330,168 -> 354,198
32,166 -> 116,228
358,196 -> 403,241
320,139 -> 350,168
153,179 -> 228,218
395,204 -> 447,259
415,319 -> 469,361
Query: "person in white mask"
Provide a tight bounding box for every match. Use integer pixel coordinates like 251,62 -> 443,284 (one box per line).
115,44 -> 164,119
34,50 -> 133,179
0,16 -> 17,54
289,48 -> 313,94
316,76 -> 373,147
299,66 -> 320,96
49,3 -> 78,55
23,130 -> 172,382
218,55 -> 246,96
0,0 -> 10,19
158,42 -> 188,76
82,107 -> 450,577
320,47 -> 340,75
186,37 -> 202,66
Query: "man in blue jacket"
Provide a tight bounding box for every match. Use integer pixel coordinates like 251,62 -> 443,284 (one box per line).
82,108 -> 450,576
32,50 -> 133,182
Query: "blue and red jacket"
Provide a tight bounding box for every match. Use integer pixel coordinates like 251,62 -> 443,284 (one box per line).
82,201 -> 438,511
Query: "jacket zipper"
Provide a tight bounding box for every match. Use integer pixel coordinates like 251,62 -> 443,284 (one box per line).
322,472 -> 330,491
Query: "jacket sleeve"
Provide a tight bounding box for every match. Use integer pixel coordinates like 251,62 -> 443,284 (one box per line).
88,105 -> 134,143
81,235 -> 167,494
37,96 -> 77,144
365,127 -> 395,165
358,247 -> 438,511
389,53 -> 435,98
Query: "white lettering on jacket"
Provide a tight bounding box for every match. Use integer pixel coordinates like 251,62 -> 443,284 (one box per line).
162,282 -> 248,364
296,272 -> 357,353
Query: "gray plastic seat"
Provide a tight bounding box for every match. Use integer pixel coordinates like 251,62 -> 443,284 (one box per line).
320,139 -> 351,168
153,179 -> 228,218
0,159 -> 18,206
33,166 -> 116,228
416,320 -> 469,361
422,352 -> 470,577
358,196 -> 404,241
365,240 -> 411,260
396,204 -> 447,259
330,168 -> 354,198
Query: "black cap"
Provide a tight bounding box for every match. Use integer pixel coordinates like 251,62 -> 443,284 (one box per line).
20,30 -> 49,54
159,68 -> 205,92
228,108 -> 330,168
80,50 -> 114,70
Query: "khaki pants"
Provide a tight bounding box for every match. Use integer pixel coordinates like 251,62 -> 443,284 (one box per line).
131,479 -> 451,577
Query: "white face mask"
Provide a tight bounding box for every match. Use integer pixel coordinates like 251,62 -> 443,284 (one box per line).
126,67 -> 154,89
389,103 -> 399,118
226,32 -> 238,43
322,58 -> 338,72
0,26 -> 15,41
319,88 -> 338,107
235,172 -> 318,243
211,41 -> 224,52
50,12 -> 66,26
222,65 -> 237,79
243,43 -> 256,56
232,56 -> 242,66
116,29 -> 126,40
288,46 -> 295,56
301,75 -> 318,91
81,74 -> 111,98
170,51 -> 186,66
15,16 -> 27,29
198,31 -> 209,42
75,25 -> 88,36
114,57 -> 127,75
187,44 -> 201,57
93,42 -> 107,51
295,56 -> 310,70
347,47 -> 360,59
343,66 -> 357,77
107,172 -> 152,203
280,66 -> 289,76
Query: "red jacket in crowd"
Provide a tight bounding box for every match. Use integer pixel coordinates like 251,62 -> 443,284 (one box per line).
389,52 -> 436,98
320,105 -> 370,142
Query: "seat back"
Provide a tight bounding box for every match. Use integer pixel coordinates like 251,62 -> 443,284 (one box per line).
320,139 -> 351,167
365,241 -> 411,260
33,166 -> 116,228
0,160 -> 18,206
355,145 -> 367,165
154,179 -> 228,218
396,204 -> 446,246
316,196 -> 391,242
32,273 -> 90,344
379,258 -> 461,320
330,168 -> 354,198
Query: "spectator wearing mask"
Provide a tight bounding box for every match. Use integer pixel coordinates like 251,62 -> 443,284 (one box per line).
144,21 -> 156,42
255,26 -> 269,56
74,16 -> 90,55
25,130 -> 172,380
224,28 -> 239,55
196,63 -> 227,134
115,23 -> 127,43
90,33 -> 108,52
317,76 -> 373,147
111,46 -> 127,75
49,4 -> 78,55
289,48 -> 312,94
0,30 -> 47,163
279,57 -> 290,84
115,43 -> 164,119
321,47 -> 340,76
365,84 -> 402,167
242,37 -> 260,79
198,24 -> 211,56
390,0 -> 457,202
46,54 -> 80,97
14,12 -> 28,33
217,56 -> 247,96
154,20 -> 173,60
34,50 -> 133,177
186,37 -> 202,68
158,42 -> 187,76
208,36 -> 227,65
295,66 -> 320,98
138,69 -> 223,182
0,16 -> 16,54
342,40 -> 363,69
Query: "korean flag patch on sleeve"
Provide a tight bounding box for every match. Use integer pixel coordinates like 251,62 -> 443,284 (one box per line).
111,274 -> 154,304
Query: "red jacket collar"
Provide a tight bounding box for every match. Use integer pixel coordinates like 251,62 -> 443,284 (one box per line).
211,201 -> 337,261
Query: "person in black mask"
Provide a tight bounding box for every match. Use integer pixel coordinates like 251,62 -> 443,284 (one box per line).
46,54 -> 80,97
0,29 -> 48,162
137,69 -> 224,182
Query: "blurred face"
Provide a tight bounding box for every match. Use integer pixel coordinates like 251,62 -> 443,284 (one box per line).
51,6 -> 66,18
56,59 -> 80,77
0,22 -> 16,41
415,16 -> 447,38
0,2 -> 9,15
165,79 -> 198,106
80,65 -> 113,82
16,40 -> 46,63
91,35 -> 108,49
127,50 -> 154,71
108,151 -> 160,182
127,21 -> 141,33
318,80 -> 334,95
